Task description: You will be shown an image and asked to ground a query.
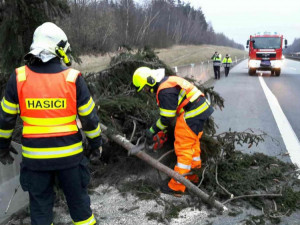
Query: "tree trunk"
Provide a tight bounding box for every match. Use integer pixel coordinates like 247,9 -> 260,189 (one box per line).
100,123 -> 228,212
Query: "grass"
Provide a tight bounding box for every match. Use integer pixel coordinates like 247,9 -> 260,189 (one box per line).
72,45 -> 247,73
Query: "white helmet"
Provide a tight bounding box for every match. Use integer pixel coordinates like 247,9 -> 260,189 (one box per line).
25,22 -> 70,63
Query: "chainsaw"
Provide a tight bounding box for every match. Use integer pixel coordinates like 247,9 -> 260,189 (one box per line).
152,131 -> 168,151
129,131 -> 168,155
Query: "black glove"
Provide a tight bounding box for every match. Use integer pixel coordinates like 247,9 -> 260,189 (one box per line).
89,137 -> 103,165
145,129 -> 154,145
0,145 -> 18,165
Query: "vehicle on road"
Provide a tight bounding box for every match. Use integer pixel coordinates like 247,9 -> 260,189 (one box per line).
246,32 -> 287,76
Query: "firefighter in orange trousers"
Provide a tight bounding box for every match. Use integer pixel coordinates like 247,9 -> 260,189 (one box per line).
132,67 -> 214,195
0,22 -> 102,225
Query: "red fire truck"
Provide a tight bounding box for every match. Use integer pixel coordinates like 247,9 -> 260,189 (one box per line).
246,32 -> 287,76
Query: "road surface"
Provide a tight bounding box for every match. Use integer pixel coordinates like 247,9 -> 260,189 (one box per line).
212,59 -> 300,166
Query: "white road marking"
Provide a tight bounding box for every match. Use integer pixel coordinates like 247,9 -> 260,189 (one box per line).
259,76 -> 300,169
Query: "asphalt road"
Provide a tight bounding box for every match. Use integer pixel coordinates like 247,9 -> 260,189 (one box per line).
212,59 -> 300,164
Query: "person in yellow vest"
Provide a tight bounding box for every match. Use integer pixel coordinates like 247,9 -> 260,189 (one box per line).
211,51 -> 222,79
222,54 -> 233,77
132,67 -> 214,196
0,22 -> 101,225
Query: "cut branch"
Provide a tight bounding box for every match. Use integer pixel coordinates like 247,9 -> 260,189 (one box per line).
222,193 -> 282,205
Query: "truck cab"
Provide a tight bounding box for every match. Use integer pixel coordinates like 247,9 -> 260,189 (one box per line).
246,32 -> 287,76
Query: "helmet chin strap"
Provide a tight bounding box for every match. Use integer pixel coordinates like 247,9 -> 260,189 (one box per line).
150,88 -> 154,94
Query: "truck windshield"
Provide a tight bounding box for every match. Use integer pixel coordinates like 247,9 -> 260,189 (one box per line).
252,37 -> 281,49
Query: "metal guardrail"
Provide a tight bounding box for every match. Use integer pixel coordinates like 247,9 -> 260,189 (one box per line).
285,54 -> 300,61
0,142 -> 29,225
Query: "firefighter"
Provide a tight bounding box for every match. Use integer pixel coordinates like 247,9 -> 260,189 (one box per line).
222,54 -> 233,77
211,51 -> 222,79
132,67 -> 214,196
0,22 -> 102,225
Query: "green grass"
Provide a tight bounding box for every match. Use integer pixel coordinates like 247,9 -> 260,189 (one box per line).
73,45 -> 247,73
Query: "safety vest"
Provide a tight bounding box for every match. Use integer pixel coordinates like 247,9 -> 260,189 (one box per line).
16,66 -> 80,138
156,76 -> 204,115
222,57 -> 232,67
212,55 -> 222,66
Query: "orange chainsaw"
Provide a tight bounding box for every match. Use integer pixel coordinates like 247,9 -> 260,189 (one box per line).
152,131 -> 168,151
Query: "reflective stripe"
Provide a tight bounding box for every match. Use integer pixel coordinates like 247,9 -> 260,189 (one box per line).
0,128 -> 13,138
84,123 -> 101,139
22,142 -> 83,159
23,125 -> 78,135
184,101 -> 209,119
73,214 -> 96,225
159,108 -> 176,117
156,118 -> 167,130
21,115 -> 76,126
193,156 -> 201,161
78,97 -> 95,116
176,162 -> 191,170
189,90 -> 202,102
178,90 -> 186,105
1,98 -> 19,114
186,86 -> 198,99
16,66 -> 26,82
66,69 -> 80,83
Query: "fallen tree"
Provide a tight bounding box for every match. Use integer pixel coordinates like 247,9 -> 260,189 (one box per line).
100,123 -> 228,212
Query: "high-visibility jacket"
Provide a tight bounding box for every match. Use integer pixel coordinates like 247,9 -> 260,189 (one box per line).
150,76 -> 211,133
16,65 -> 79,138
222,57 -> 233,67
0,58 -> 101,170
211,54 -> 222,66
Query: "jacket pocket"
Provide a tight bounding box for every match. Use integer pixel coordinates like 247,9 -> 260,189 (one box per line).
19,163 -> 30,192
79,156 -> 91,188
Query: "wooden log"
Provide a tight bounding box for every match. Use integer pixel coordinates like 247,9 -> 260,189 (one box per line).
100,123 -> 228,212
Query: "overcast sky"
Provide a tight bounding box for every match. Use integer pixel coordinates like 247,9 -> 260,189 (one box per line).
185,0 -> 300,46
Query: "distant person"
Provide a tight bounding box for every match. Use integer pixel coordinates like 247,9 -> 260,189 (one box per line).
0,22 -> 102,225
222,54 -> 233,77
211,51 -> 222,79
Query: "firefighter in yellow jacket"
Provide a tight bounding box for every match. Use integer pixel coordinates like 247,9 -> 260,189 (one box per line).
222,54 -> 233,77
132,67 -> 214,196
0,22 -> 101,225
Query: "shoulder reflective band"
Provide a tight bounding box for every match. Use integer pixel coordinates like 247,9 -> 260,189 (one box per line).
16,66 -> 26,82
73,214 -> 96,225
0,128 -> 13,138
178,89 -> 186,105
84,123 -> 101,139
22,141 -> 83,159
66,69 -> 80,83
159,108 -> 176,117
184,101 -> 209,119
23,124 -> 78,135
21,115 -> 76,126
156,118 -> 167,130
78,97 -> 95,116
1,97 -> 19,114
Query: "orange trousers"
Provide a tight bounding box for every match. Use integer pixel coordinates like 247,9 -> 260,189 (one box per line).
168,113 -> 202,192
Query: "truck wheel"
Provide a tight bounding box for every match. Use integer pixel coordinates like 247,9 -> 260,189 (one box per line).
248,68 -> 256,76
271,70 -> 275,76
275,69 -> 281,76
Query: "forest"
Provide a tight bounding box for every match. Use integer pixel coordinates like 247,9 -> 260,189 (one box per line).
0,0 -> 244,72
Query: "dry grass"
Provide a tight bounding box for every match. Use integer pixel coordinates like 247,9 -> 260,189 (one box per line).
73,45 -> 247,73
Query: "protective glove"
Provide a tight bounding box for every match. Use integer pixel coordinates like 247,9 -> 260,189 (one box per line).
89,137 -> 103,165
0,145 -> 18,165
145,129 -> 155,145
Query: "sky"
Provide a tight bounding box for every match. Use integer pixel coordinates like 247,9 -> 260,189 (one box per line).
185,0 -> 300,46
